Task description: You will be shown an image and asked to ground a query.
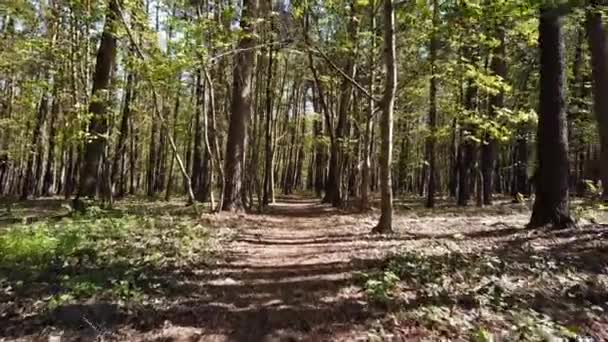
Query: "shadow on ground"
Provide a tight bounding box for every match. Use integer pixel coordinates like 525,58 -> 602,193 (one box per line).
1,196 -> 607,341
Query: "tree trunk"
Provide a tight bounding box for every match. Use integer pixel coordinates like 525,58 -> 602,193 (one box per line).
111,71 -> 134,198
373,0 -> 396,234
528,8 -> 575,229
449,118 -> 458,197
192,73 -> 206,202
587,1 -> 608,201
76,0 -> 119,199
21,86 -> 50,200
482,28 -> 506,205
165,89 -> 181,201
457,80 -> 477,206
360,2 -> 375,209
42,84 -> 60,196
426,0 -> 439,208
222,0 -> 259,211
263,43 -> 275,206
323,2 -> 358,207
312,87 -> 325,197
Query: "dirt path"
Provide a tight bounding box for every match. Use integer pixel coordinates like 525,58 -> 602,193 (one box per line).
135,198 -> 409,341
133,197 -> 608,341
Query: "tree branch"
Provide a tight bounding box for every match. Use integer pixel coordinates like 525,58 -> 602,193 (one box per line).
306,43 -> 383,104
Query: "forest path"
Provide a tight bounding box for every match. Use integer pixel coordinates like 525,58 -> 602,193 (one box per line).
147,197 -> 407,341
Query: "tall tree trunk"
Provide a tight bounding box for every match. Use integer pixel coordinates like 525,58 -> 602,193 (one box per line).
42,84 -> 60,196
165,90 -> 181,201
312,86 -> 325,197
373,0 -> 396,234
76,0 -> 119,199
482,28 -> 506,205
587,1 -> 608,201
202,67 -> 224,212
129,113 -> 138,195
263,42 -> 275,206
361,0 -> 376,211
111,71 -> 134,198
449,118 -> 458,197
426,0 -> 439,208
457,79 -> 477,206
528,8 -> 575,229
21,86 -> 50,200
192,73 -> 205,202
222,0 -> 259,211
324,3 -> 358,207
147,117 -> 158,196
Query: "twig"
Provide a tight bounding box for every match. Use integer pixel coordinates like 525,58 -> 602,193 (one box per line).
208,40 -> 289,62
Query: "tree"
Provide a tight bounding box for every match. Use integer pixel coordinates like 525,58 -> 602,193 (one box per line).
587,0 -> 608,201
528,6 -> 575,229
76,0 -> 120,200
323,2 -> 358,207
426,0 -> 439,208
222,0 -> 260,211
482,27 -> 506,205
360,0 -> 376,211
372,0 -> 396,234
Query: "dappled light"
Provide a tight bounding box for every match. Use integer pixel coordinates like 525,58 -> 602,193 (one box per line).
1,198 -> 607,340
2,0 -> 608,340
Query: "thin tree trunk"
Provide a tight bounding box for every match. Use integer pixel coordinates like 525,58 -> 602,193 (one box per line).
263,42 -> 274,206
482,27 -> 506,205
373,0 -> 396,234
42,83 -> 60,196
21,86 -> 50,200
361,0 -> 375,211
165,90 -> 180,201
426,0 -> 439,208
111,71 -> 134,197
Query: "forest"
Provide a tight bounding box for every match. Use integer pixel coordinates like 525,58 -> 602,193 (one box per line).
1,0 -> 608,340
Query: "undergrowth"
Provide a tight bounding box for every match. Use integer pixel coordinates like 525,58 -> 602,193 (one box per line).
361,249 -> 605,341
0,207 -> 215,312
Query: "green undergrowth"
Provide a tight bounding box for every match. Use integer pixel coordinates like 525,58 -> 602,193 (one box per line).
0,206 -> 217,312
360,249 -> 606,341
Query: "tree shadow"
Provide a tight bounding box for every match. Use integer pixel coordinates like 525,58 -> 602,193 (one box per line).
0,256 -> 387,340
371,231 -> 608,339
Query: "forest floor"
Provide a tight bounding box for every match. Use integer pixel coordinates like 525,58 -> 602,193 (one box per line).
0,196 -> 607,341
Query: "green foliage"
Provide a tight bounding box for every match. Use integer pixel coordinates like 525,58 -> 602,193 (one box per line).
360,270 -> 400,304
0,210 -> 214,308
360,249 -> 592,341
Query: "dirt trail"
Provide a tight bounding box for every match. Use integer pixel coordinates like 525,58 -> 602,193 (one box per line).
140,198 -> 408,341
